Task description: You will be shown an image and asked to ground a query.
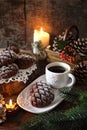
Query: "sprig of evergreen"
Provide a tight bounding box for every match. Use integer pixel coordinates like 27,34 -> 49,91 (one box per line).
56,40 -> 69,50
21,89 -> 87,130
59,88 -> 87,106
59,88 -> 81,105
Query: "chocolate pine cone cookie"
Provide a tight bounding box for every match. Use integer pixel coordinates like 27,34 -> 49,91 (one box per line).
16,54 -> 35,69
6,43 -> 20,54
30,82 -> 54,108
0,50 -> 17,67
0,63 -> 18,79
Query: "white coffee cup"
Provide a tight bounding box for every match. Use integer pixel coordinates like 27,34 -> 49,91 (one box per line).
45,62 -> 75,88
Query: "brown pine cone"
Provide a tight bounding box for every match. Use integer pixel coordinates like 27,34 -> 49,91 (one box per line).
74,61 -> 87,84
69,38 -> 87,55
30,82 -> 54,108
0,50 -> 18,67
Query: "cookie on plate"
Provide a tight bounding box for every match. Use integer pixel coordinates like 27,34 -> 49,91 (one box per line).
0,63 -> 18,79
0,50 -> 17,67
16,54 -> 35,69
30,82 -> 54,108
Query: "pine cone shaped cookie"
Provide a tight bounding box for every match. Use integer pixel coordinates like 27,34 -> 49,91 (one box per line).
6,44 -> 20,54
0,63 -> 18,79
30,82 -> 54,108
0,50 -> 17,67
16,54 -> 35,69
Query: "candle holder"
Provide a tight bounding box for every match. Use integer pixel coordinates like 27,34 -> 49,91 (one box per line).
32,41 -> 47,60
5,99 -> 19,116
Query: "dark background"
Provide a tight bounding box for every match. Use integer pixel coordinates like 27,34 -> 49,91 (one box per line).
0,0 -> 87,49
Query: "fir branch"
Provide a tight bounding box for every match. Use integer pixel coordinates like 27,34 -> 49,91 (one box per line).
59,88 -> 80,104
79,91 -> 87,104
21,107 -> 87,130
56,40 -> 68,50
59,88 -> 87,105
65,105 -> 87,120
21,89 -> 87,130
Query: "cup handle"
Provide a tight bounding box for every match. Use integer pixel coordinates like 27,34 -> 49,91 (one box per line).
67,73 -> 75,87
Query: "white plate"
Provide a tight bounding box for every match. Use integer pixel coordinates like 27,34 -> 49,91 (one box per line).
17,75 -> 63,114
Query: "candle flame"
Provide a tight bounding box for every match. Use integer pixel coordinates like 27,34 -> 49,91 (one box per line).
40,27 -> 43,35
34,29 -> 37,33
5,99 -> 17,111
9,99 -> 12,106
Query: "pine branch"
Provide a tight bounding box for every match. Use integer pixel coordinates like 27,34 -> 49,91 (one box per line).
59,88 -> 87,105
21,106 -> 87,130
56,40 -> 68,50
21,89 -> 87,130
79,91 -> 87,104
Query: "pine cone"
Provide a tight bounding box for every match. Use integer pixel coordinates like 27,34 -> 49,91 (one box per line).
52,34 -> 65,52
74,61 -> 87,84
30,82 -> 54,108
69,38 -> 87,55
52,37 -> 59,51
0,50 -> 17,67
0,94 -> 6,124
52,25 -> 79,52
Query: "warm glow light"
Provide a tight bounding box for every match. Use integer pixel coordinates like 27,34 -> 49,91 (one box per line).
9,99 -> 12,106
34,27 -> 50,48
40,27 -> 43,35
5,99 -> 17,111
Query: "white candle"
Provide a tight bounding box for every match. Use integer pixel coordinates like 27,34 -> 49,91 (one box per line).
34,28 -> 50,48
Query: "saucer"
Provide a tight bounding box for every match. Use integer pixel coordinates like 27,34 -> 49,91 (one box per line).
17,75 -> 63,114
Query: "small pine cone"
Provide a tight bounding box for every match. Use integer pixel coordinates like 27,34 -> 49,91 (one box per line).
52,37 -> 59,51
0,94 -> 6,124
0,104 -> 6,123
52,36 -> 64,52
0,50 -> 17,67
0,94 -> 5,105
69,38 -> 87,54
58,33 -> 65,41
74,61 -> 87,84
30,82 -> 54,108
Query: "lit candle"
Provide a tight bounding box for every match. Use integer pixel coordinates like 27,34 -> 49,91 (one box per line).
34,28 -> 50,48
5,99 -> 17,112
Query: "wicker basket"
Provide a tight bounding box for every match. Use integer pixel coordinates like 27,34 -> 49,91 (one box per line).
45,48 -> 75,69
45,25 -> 87,70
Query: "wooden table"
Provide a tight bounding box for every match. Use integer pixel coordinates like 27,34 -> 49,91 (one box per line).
0,59 -> 86,130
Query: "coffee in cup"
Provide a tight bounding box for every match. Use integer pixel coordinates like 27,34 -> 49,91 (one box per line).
45,62 -> 75,88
